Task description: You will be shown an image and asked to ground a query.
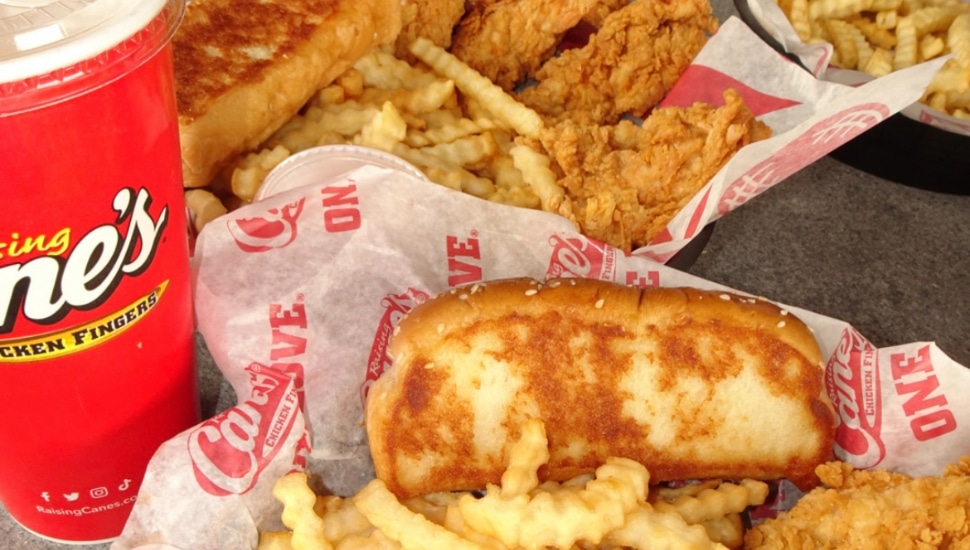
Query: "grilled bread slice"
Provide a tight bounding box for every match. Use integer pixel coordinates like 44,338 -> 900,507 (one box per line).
174,0 -> 402,188
365,278 -> 836,498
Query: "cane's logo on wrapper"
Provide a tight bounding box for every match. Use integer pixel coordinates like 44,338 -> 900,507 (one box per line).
361,287 -> 430,405
0,188 -> 169,362
825,327 -> 885,468
227,198 -> 306,253
547,233 -> 617,280
189,298 -> 309,495
718,104 -> 891,215
188,362 -> 303,496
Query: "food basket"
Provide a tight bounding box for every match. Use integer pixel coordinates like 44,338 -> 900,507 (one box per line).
734,0 -> 970,195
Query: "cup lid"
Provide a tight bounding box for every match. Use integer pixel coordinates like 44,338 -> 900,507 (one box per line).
256,145 -> 432,202
0,0 -> 181,85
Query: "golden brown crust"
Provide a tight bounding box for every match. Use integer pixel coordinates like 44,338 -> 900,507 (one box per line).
366,278 -> 836,499
174,0 -> 402,188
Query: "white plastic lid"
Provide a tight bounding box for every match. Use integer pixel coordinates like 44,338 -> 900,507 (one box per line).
0,0 -> 182,108
256,145 -> 432,202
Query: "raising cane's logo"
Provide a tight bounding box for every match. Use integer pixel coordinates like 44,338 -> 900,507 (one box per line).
718,103 -> 891,215
227,198 -> 306,253
360,287 -> 430,405
0,188 -> 168,362
825,327 -> 886,468
188,362 -> 303,496
546,233 -> 616,280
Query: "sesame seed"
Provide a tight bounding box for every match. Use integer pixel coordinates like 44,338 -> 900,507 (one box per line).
595,298 -> 605,309
780,309 -> 789,316
424,362 -> 435,369
719,294 -> 731,301
777,321 -> 786,328
548,280 -> 561,288
525,289 -> 538,296
570,279 -> 577,285
458,293 -> 469,300
471,283 -> 483,294
436,323 -> 445,334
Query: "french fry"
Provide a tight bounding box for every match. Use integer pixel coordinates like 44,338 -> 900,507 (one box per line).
894,16 -> 919,69
509,144 -> 567,215
605,506 -> 728,550
353,48 -> 438,90
863,46 -> 896,76
700,513 -> 745,549
316,494 -> 375,544
825,18 -> 863,68
335,68 -> 365,98
910,4 -> 968,35
354,480 -> 487,550
355,102 -> 408,152
407,37 -> 544,139
184,188 -> 228,233
404,117 -> 498,148
263,419 -> 769,550
790,0 -> 814,41
650,479 -> 770,525
775,0 -> 970,117
926,58 -> 970,94
231,145 -> 290,202
849,15 -> 898,48
870,0 -> 902,10
876,9 -> 898,29
358,79 -> 456,115
948,13 -> 970,66
457,457 -> 650,549
808,0 -> 873,19
498,418 -> 548,498
273,473 -> 332,550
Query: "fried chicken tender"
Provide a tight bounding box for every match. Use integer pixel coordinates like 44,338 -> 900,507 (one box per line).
451,0 -> 627,90
531,89 -> 771,252
394,0 -> 466,62
744,457 -> 970,549
582,0 -> 631,27
518,0 -> 718,126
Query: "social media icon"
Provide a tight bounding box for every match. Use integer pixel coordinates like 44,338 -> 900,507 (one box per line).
63,492 -> 79,502
90,486 -> 109,499
40,492 -> 50,502
119,479 -> 131,491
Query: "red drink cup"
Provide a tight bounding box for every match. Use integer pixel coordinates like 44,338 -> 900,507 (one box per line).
0,0 -> 199,543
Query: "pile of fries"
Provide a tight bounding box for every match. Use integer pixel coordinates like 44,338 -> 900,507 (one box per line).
772,0 -> 970,118
186,38 -> 565,232
259,420 -> 769,550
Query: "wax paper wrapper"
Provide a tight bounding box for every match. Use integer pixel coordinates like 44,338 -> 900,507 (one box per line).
113,20 -> 965,550
736,0 -> 970,136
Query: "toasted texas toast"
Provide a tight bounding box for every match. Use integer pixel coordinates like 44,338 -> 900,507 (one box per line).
174,0 -> 402,188
366,278 -> 836,498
